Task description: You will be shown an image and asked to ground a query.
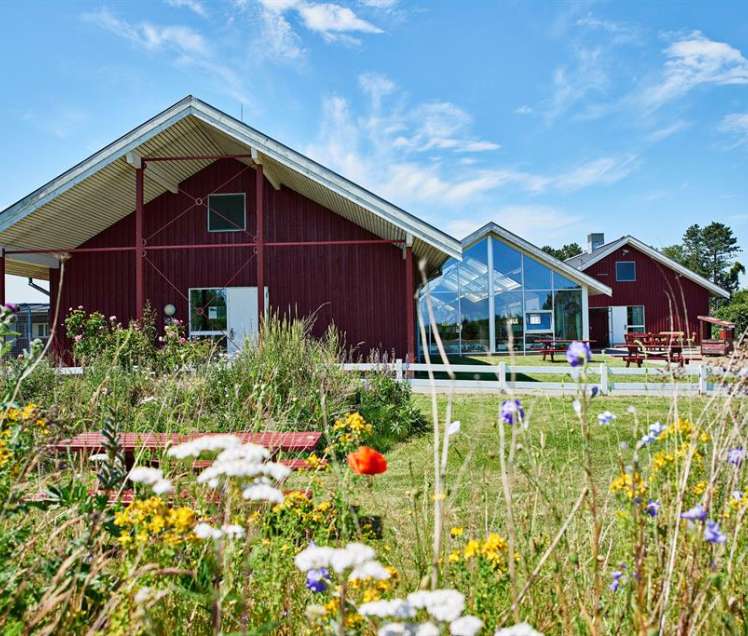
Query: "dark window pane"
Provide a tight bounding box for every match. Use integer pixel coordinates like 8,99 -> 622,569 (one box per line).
495,291 -> 523,352
616,261 -> 636,282
459,240 -> 489,352
627,305 -> 645,327
554,290 -> 582,340
491,239 -> 523,292
523,254 -> 552,289
208,194 -> 245,232
553,271 -> 580,289
190,289 -> 227,332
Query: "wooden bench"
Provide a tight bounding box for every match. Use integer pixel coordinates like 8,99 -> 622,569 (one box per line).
38,431 -> 324,504
623,333 -> 685,368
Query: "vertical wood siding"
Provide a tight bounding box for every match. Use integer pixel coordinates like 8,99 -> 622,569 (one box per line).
50,159 -> 410,358
585,245 -> 711,341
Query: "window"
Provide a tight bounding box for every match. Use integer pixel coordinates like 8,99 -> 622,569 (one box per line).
627,305 -> 645,333
207,193 -> 245,232
525,311 -> 552,332
189,288 -> 227,335
32,323 -> 49,338
616,261 -> 636,282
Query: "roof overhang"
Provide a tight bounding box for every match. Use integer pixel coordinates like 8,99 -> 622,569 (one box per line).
0,96 -> 462,279
462,222 -> 613,296
571,235 -> 730,299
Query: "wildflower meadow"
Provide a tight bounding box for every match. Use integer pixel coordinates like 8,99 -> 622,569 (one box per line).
0,305 -> 746,635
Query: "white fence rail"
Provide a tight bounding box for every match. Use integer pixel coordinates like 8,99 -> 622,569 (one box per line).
340,360 -> 733,396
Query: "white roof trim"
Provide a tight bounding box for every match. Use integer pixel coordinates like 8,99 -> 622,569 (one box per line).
461,222 -> 613,296
0,96 -> 462,261
573,235 -> 730,299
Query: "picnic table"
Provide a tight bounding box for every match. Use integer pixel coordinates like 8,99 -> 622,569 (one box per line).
623,332 -> 686,368
535,339 -> 595,362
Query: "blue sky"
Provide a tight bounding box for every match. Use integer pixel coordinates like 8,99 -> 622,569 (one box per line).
2,0 -> 748,301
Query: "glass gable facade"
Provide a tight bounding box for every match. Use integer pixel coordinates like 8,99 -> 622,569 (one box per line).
418,234 -> 585,356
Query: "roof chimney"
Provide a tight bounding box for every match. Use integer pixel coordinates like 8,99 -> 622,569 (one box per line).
587,232 -> 604,253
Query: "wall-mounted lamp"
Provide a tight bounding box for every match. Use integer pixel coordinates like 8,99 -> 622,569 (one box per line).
164,303 -> 177,318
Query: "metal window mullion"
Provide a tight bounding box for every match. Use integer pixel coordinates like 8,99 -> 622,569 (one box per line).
487,235 -> 496,354
521,254 -> 526,355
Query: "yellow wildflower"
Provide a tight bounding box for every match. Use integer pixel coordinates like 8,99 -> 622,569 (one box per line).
450,527 -> 464,538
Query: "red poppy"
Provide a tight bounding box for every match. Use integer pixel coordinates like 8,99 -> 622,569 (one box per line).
347,446 -> 387,476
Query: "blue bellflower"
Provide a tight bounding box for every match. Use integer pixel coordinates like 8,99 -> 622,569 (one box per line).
566,341 -> 592,367
681,504 -> 707,521
500,399 -> 524,425
305,567 -> 329,593
727,448 -> 746,467
645,499 -> 660,517
704,520 -> 726,544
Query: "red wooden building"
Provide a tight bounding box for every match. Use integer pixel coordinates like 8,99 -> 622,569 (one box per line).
567,234 -> 730,347
0,96 -> 461,360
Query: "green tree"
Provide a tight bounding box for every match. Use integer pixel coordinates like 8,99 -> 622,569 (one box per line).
661,222 -> 743,294
541,242 -> 583,261
715,289 -> 748,336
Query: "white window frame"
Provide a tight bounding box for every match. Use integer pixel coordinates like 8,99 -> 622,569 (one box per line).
615,260 -> 636,282
188,287 -> 228,337
207,193 -> 246,233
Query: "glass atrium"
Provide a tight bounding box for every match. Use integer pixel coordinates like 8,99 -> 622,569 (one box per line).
418,234 -> 586,356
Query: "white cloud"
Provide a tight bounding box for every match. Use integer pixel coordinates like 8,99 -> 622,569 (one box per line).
258,6 -> 305,60
165,0 -> 207,17
576,14 -> 641,45
647,119 -> 690,142
83,8 -> 250,104
544,47 -> 609,123
446,206 -> 583,243
257,0 -> 382,45
359,0 -> 397,7
308,73 -> 636,212
719,112 -> 748,147
640,31 -> 748,110
514,105 -> 533,115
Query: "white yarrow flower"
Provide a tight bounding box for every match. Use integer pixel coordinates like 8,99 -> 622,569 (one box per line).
221,524 -> 245,538
572,400 -> 581,416
128,466 -> 165,485
242,483 -> 284,503
194,522 -> 223,540
494,623 -> 544,636
359,599 -> 415,619
295,544 -> 335,571
89,453 -> 109,462
450,615 -> 484,636
407,589 -> 465,623
134,587 -> 152,604
331,542 -> 376,573
349,559 -> 391,581
447,421 -> 461,437
167,434 -> 242,459
152,479 -> 174,495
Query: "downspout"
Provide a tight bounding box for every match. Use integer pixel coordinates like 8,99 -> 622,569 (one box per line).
27,278 -> 50,297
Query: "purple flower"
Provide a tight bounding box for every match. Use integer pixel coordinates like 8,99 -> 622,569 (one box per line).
727,448 -> 746,467
305,567 -> 329,593
681,504 -> 707,521
597,411 -> 616,425
645,499 -> 660,517
500,399 -> 524,425
704,520 -> 726,544
2,303 -> 18,314
609,570 -> 624,592
566,341 -> 591,367
638,422 -> 666,447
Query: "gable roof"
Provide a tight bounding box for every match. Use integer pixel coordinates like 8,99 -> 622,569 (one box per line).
0,96 -> 462,279
566,235 -> 730,299
461,222 -> 613,296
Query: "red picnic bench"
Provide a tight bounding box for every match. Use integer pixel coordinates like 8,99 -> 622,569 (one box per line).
41,431 -> 324,503
623,332 -> 686,368
535,339 -> 595,362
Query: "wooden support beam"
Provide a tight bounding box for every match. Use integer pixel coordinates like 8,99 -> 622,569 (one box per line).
126,151 -> 179,194
256,164 -> 265,331
405,235 -> 415,363
251,148 -> 282,190
135,166 -> 145,321
0,250 -> 5,308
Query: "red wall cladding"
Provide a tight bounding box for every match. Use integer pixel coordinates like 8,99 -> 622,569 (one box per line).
49,159 -> 410,358
586,244 -> 711,341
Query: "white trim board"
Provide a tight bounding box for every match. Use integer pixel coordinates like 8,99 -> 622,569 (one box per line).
569,235 -> 729,299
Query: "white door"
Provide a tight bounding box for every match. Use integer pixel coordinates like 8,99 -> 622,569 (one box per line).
226,287 -> 268,354
609,306 -> 628,346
